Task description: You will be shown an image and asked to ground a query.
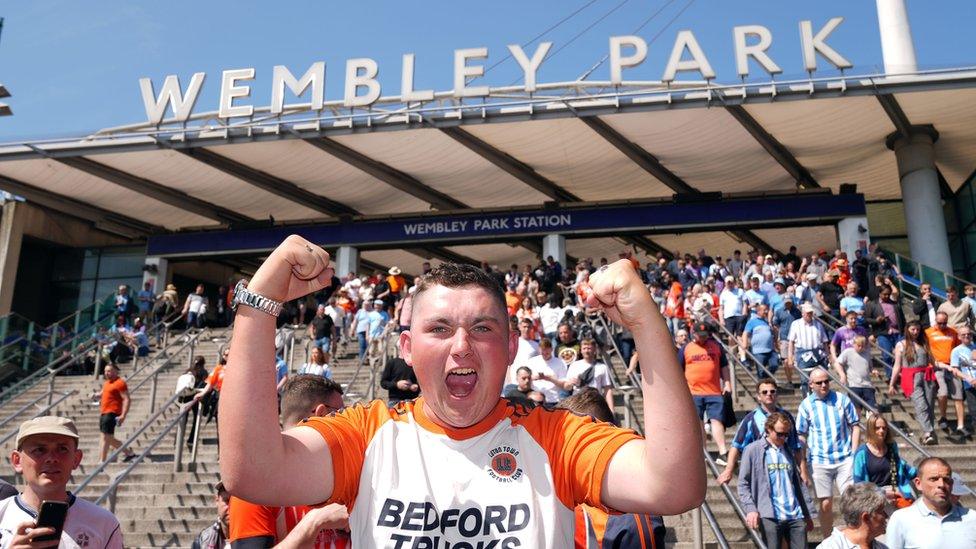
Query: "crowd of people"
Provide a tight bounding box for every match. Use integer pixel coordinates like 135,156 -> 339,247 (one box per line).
6,238 -> 976,548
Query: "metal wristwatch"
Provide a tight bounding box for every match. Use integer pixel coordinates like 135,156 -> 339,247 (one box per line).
232,279 -> 283,318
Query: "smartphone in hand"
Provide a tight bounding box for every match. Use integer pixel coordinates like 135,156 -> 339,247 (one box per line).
34,500 -> 69,542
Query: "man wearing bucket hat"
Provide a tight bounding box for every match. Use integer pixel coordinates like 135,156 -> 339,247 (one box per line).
0,416 -> 123,548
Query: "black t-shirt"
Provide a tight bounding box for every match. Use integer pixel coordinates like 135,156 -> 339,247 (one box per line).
310,315 -> 335,340
819,282 -> 844,309
865,449 -> 893,487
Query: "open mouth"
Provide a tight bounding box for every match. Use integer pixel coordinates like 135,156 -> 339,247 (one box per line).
445,368 -> 478,398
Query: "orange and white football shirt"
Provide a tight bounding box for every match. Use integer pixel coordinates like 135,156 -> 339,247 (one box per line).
302,397 -> 640,548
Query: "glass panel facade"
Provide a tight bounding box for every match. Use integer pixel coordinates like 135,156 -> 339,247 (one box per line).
54,246 -> 145,317
951,171 -> 976,282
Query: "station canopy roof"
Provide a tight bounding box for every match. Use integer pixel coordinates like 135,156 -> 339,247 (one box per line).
1,68 -> 974,275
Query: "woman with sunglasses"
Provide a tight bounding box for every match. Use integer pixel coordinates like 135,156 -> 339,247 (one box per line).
888,321 -> 938,445
852,412 -> 917,513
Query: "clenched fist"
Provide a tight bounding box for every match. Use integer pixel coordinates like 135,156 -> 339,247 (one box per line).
576,259 -> 656,331
247,235 -> 335,303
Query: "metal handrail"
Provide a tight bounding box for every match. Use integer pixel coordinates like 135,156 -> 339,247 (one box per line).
93,398 -> 204,512
0,391 -> 76,446
344,330 -> 396,405
0,311 -> 182,406
584,313 -> 645,433
127,328 -> 207,395
716,320 -> 976,498
0,341 -> 98,403
0,339 -> 99,404
815,308 -> 896,364
700,500 -> 732,549
0,391 -> 58,431
74,391 -> 184,496
702,447 -> 769,549
880,249 -> 976,293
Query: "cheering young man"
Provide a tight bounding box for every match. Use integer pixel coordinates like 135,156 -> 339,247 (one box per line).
219,235 -> 704,547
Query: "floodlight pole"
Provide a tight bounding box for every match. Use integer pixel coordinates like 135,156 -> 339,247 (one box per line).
876,0 -> 953,275
875,0 -> 917,74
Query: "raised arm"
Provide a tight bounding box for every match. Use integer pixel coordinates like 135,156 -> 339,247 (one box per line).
580,260 -> 705,515
220,236 -> 337,506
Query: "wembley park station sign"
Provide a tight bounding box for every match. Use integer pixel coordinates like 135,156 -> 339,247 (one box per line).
139,17 -> 853,124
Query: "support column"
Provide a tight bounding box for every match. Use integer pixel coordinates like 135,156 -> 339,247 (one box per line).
142,256 -> 170,295
837,217 -> 871,261
0,200 -> 26,316
542,234 -> 566,268
875,0 -> 918,74
888,130 -> 953,274
335,246 -> 359,278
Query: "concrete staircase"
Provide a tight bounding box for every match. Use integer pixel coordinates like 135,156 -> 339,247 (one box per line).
34,327 -> 378,548
9,317 -> 973,548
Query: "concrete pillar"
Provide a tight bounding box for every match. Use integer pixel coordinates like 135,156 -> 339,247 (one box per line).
0,200 -> 26,316
542,234 -> 566,268
889,130 -> 953,274
837,217 -> 871,261
335,246 -> 359,278
875,0 -> 918,74
142,256 -> 170,295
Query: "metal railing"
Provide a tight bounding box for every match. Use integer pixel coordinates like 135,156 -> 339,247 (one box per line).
0,310 -> 183,408
878,248 -> 976,295
583,313 -> 644,433
715,320 -> 976,499
344,330 -> 398,405
702,447 -> 767,549
583,312 -> 750,547
73,327 -> 216,510
0,390 -> 77,447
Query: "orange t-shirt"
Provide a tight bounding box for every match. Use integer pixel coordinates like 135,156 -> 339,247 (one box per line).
925,326 -> 959,364
301,398 -> 640,546
387,275 -> 406,294
505,292 -> 522,317
229,497 -> 279,542
681,340 -> 725,396
229,497 -> 350,548
207,364 -> 226,392
100,378 -> 128,415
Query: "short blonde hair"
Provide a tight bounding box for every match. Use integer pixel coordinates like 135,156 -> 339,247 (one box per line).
853,335 -> 867,347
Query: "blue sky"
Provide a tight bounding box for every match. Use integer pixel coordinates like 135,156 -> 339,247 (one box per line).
0,1 -> 973,141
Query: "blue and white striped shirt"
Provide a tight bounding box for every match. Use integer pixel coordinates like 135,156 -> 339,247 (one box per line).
796,391 -> 859,465
765,445 -> 803,521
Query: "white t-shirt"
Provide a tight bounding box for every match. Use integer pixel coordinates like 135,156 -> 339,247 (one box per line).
0,494 -> 123,549
538,305 -> 564,335
324,305 -> 343,326
186,293 -> 206,314
566,359 -> 613,392
719,288 -> 745,319
299,362 -> 333,379
506,338 -> 540,385
303,398 -> 640,548
526,354 -> 568,404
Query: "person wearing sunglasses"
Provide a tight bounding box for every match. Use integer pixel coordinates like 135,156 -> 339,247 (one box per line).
737,412 -> 814,549
797,368 -> 860,538
717,379 -> 807,487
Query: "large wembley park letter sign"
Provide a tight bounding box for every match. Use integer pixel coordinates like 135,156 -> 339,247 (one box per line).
138,17 -> 852,124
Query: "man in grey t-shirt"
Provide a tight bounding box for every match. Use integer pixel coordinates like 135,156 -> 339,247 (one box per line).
835,335 -> 876,410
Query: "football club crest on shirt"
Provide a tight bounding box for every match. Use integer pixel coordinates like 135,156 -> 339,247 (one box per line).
487,446 -> 523,482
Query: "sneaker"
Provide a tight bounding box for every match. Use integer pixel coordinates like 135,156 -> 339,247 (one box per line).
715,453 -> 728,466
122,453 -> 138,463
922,433 -> 937,446
938,417 -> 949,429
958,426 -> 972,438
